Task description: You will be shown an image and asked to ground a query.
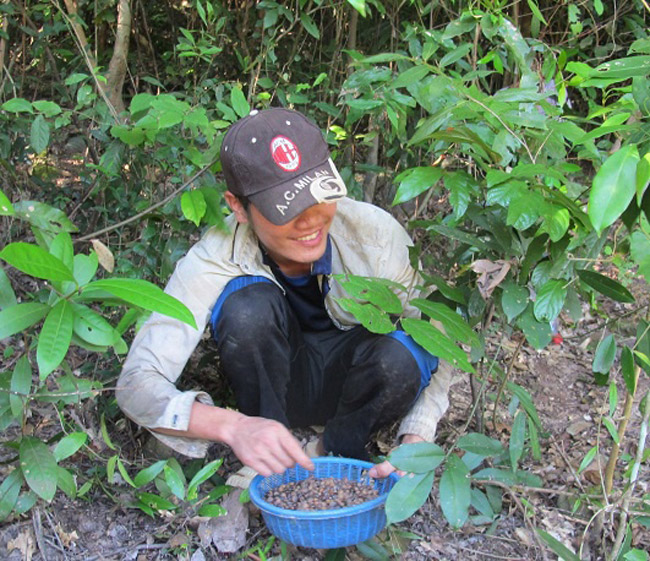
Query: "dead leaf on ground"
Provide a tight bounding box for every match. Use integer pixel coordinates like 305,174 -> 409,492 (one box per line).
55,523 -> 79,547
8,530 -> 35,561
198,490 -> 249,553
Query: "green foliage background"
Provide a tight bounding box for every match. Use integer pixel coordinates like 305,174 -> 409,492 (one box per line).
1,0 -> 650,558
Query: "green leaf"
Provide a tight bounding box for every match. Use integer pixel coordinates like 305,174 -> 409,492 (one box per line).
53,432 -> 87,462
37,299 -> 73,379
50,232 -> 74,272
56,466 -> 77,499
10,356 -> 32,418
136,491 -> 177,512
517,306 -> 553,349
19,436 -> 58,501
0,242 -> 75,281
593,334 -> 616,375
602,416 -> 619,444
637,152 -> 650,205
526,0 -> 548,24
2,97 -> 33,113
392,65 -> 431,90
392,167 -> 442,205
387,442 -> 445,473
537,530 -> 580,561
439,455 -> 470,528
402,317 -> 474,372
0,189 -> 14,216
345,0 -> 367,17
501,282 -> 529,323
509,411 -> 526,470
621,346 -> 637,394
12,201 -> 78,233
336,275 -> 403,314
187,459 -> 222,501
164,464 -> 186,500
134,460 -> 167,488
101,413 -> 117,451
533,279 -> 567,322
181,190 -> 207,227
577,445 -> 597,474
72,303 -> 119,347
0,302 -> 49,339
385,471 -> 434,524
577,269 -> 634,303
73,252 -> 99,286
338,299 -> 394,334
0,469 -> 23,521
116,457 -> 137,487
299,13 -> 320,38
82,278 -> 197,328
591,56 -> 650,80
588,145 -> 639,235
198,503 -> 227,517
230,87 -> 250,118
410,299 -> 479,347
30,115 -> 50,153
472,467 -> 517,486
457,433 -> 504,457
33,100 -> 62,118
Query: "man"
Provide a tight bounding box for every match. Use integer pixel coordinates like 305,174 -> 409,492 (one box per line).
116,108 -> 452,480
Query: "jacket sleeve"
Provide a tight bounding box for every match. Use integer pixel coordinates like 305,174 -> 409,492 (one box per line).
116,233 -> 232,458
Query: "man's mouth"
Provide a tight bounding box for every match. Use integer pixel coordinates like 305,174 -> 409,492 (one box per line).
296,231 -> 320,242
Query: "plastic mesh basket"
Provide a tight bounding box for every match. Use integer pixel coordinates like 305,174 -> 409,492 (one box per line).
249,457 -> 399,549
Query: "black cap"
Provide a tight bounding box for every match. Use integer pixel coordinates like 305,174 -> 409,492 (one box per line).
220,108 -> 347,225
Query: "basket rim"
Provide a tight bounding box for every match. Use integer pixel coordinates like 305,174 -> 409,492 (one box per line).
248,457 -> 399,520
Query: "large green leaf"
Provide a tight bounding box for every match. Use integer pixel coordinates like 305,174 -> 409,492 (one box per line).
500,282 -> 529,323
19,436 -> 58,501
0,189 -> 14,216
393,65 -> 431,89
12,201 -> 78,233
53,432 -> 88,463
230,87 -> 250,118
637,152 -> 650,205
411,299 -> 479,346
456,433 -> 504,457
621,346 -> 637,394
517,306 -> 552,349
0,267 -> 17,309
0,242 -> 75,281
30,114 -> 50,153
588,145 -> 639,235
336,275 -> 403,314
509,410 -> 526,470
385,471 -> 434,524
187,459 -> 222,501
133,460 -> 167,488
537,530 -> 580,561
37,299 -> 74,379
71,303 -> 119,346
181,190 -> 207,227
81,278 -> 197,328
392,167 -> 442,205
439,455 -> 471,528
0,302 -> 49,339
338,299 -> 394,334
0,469 -> 23,521
577,270 -> 635,303
592,334 -> 616,375
401,317 -> 474,372
10,356 -> 32,418
388,442 -> 445,473
533,279 -> 567,322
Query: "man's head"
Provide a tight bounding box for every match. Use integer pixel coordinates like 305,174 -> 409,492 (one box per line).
220,108 -> 347,226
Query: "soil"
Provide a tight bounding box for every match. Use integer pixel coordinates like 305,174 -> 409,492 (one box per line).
2,159 -> 650,561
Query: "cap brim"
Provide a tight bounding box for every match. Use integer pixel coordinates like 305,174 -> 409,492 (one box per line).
248,158 -> 347,225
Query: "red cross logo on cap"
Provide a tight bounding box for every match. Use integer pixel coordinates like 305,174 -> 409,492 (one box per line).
270,136 -> 301,172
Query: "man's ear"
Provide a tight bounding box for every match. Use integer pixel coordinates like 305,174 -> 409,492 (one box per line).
224,191 -> 249,224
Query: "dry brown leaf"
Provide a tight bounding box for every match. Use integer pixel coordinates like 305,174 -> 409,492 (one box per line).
8,529 -> 35,561
55,524 -> 79,547
470,259 -> 511,299
91,239 -> 115,273
198,490 -> 249,553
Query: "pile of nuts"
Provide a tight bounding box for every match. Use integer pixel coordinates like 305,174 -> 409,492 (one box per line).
264,476 -> 380,510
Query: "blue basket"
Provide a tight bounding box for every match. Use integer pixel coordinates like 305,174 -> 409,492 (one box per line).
249,457 -> 399,549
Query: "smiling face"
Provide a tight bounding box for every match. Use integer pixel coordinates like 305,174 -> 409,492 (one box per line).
225,191 -> 337,276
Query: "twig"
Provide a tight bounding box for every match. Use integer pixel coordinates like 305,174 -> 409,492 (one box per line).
32,507 -> 49,561
76,159 -> 217,242
44,504 -> 70,560
82,543 -> 166,561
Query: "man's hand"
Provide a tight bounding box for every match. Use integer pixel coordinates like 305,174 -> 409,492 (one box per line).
224,415 -> 314,476
153,401 -> 314,476
368,434 -> 424,478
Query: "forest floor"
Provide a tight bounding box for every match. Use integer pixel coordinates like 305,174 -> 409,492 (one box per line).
1,157 -> 649,561
2,278 -> 649,561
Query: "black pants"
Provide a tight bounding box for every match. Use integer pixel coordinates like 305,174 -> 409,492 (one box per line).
213,283 -> 421,460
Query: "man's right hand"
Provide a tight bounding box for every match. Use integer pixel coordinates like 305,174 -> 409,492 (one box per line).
153,401 -> 314,476
224,414 -> 314,476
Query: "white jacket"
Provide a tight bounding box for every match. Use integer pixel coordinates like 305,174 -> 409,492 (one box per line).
116,197 -> 452,457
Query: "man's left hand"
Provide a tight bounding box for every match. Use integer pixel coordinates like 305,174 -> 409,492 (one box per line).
368,434 -> 424,478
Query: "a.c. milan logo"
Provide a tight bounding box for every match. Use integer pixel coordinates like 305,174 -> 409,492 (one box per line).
270,136 -> 301,172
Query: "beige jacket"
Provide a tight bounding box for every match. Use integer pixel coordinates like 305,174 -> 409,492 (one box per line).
116,197 -> 452,457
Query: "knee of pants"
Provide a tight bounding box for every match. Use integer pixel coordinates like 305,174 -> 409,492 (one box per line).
370,338 -> 421,398
214,282 -> 288,345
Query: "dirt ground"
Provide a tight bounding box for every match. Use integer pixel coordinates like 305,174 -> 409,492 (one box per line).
2,290 -> 649,561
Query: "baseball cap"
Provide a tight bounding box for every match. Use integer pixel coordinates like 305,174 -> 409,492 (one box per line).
220,108 -> 347,225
